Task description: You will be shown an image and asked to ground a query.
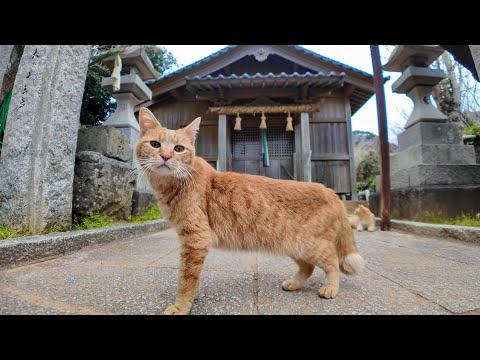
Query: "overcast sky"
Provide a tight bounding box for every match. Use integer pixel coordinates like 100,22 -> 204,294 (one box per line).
163,45 -> 414,143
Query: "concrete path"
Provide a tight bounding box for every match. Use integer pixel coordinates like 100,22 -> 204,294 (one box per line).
1,228 -> 480,315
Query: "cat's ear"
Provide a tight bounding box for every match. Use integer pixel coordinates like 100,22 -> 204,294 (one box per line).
180,117 -> 201,145
139,107 -> 162,134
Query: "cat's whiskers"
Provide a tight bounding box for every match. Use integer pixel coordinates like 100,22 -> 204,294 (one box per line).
173,163 -> 196,193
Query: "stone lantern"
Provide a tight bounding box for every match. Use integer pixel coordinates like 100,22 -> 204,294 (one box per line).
384,45 -> 447,129
101,46 -> 159,149
370,45 -> 480,222
101,46 -> 160,215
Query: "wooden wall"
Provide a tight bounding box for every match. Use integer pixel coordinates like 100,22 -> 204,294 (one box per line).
147,92 -> 354,194
309,97 -> 352,193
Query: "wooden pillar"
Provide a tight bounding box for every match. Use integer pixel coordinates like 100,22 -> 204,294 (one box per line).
294,120 -> 301,180
300,112 -> 312,182
225,116 -> 232,171
370,45 -> 391,231
217,114 -> 227,171
344,97 -> 357,200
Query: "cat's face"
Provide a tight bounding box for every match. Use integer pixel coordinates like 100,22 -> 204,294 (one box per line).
355,205 -> 372,217
135,107 -> 201,177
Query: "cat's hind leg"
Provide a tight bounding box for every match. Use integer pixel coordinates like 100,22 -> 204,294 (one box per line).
308,241 -> 340,299
318,258 -> 340,299
282,258 -> 314,291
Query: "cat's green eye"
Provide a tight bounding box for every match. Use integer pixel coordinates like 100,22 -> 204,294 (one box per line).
174,145 -> 185,153
150,141 -> 161,148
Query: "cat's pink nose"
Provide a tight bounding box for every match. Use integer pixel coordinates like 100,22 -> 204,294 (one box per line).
160,153 -> 172,161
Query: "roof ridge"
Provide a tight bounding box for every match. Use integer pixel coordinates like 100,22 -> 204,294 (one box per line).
147,45 -> 377,86
289,45 -> 374,78
185,70 -> 346,81
145,45 -> 237,85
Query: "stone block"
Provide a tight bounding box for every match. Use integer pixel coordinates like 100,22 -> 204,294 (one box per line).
390,164 -> 480,189
132,191 -> 158,216
116,126 -> 139,152
390,144 -> 477,173
73,151 -> 134,221
398,122 -> 463,150
77,126 -> 132,162
369,185 -> 480,221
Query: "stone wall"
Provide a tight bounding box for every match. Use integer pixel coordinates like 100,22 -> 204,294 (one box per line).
370,185 -> 480,222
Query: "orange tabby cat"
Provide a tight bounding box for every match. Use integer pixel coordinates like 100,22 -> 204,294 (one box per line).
348,205 -> 376,232
136,108 -> 364,315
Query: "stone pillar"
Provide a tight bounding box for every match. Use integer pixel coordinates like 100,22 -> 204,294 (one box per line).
369,45 -> 480,221
217,114 -> 227,171
0,45 -> 91,233
300,112 -> 312,182
0,45 -> 14,94
470,45 -> 480,80
103,92 -> 141,146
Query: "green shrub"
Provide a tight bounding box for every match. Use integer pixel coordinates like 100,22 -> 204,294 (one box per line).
464,121 -> 480,137
131,204 -> 163,223
356,150 -> 380,193
75,213 -> 115,231
0,223 -> 29,239
424,214 -> 480,227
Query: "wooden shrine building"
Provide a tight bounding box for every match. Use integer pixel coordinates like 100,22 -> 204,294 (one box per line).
141,45 -> 376,196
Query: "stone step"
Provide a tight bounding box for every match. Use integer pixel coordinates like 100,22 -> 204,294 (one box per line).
390,144 -> 477,173
389,164 -> 480,189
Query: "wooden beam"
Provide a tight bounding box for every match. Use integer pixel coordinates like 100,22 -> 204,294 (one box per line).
300,112 -> 312,182
209,103 -> 319,115
217,114 -> 227,171
311,155 -> 350,161
193,87 -> 335,101
309,118 -> 347,124
170,89 -> 182,100
344,97 -> 357,199
370,45 -> 391,231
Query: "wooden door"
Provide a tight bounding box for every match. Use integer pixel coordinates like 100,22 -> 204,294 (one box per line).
231,121 -> 294,180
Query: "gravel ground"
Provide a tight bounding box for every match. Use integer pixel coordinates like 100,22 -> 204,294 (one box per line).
1,228 -> 480,315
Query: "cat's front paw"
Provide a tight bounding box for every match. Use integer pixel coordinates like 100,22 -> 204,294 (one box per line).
318,285 -> 338,299
164,304 -> 190,315
282,279 -> 302,291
